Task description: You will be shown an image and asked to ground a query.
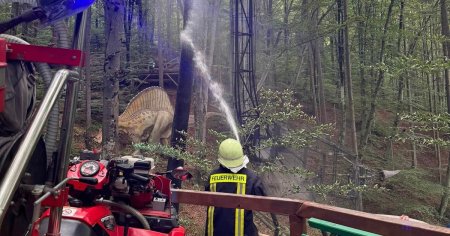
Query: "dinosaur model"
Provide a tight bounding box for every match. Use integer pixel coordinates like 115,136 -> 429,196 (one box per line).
95,88 -> 229,154
120,86 -> 174,154
96,87 -> 174,155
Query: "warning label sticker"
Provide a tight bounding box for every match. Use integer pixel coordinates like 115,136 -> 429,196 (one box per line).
62,207 -> 77,216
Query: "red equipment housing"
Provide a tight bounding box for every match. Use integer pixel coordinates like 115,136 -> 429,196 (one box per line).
31,205 -> 185,236
31,157 -> 187,236
67,160 -> 108,191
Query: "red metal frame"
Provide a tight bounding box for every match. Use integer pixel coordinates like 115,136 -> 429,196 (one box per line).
0,38 -> 85,112
138,209 -> 170,219
33,205 -> 186,236
0,38 -> 6,112
117,227 -> 185,236
39,205 -> 112,227
30,158 -> 186,236
6,43 -> 85,67
41,188 -> 69,207
67,161 -> 109,191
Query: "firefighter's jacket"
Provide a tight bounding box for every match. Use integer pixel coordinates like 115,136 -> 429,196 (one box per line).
205,165 -> 265,236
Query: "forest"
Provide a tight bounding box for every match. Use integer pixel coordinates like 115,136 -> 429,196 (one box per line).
3,0 -> 450,234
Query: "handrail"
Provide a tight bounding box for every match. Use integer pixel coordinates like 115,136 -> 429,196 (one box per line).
0,69 -> 78,228
171,189 -> 450,236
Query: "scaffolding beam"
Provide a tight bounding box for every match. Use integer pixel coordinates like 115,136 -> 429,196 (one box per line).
232,0 -> 260,158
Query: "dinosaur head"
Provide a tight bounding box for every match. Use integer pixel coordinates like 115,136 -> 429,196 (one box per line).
118,127 -> 133,145
117,118 -> 132,144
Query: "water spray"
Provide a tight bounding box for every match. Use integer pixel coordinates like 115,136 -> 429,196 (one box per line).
180,1 -> 240,142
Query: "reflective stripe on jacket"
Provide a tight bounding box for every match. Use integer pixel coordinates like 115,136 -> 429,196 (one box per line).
205,165 -> 265,236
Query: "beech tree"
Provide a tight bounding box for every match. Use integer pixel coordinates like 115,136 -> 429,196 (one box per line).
102,0 -> 124,157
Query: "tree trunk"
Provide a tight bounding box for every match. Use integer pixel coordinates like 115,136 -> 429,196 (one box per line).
336,0 -> 346,148
176,0 -> 181,37
357,0 -> 367,145
166,0 -> 172,51
439,0 -> 450,218
342,0 -> 361,211
193,3 -> 208,143
137,0 -> 143,28
84,8 -> 93,150
149,0 -> 155,44
10,2 -> 19,35
406,77 -> 417,168
430,26 -> 443,184
157,0 -> 165,87
312,2 -> 327,123
436,130 -> 443,184
390,0 -> 405,161
360,0 -> 395,147
267,0 -> 275,86
309,45 -> 318,118
102,0 -> 124,158
167,0 -> 194,189
284,0 -> 289,77
437,74 -> 443,112
283,0 -> 294,77
21,3 -> 30,36
124,0 -> 134,69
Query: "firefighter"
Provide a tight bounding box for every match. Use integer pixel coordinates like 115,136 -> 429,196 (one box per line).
205,138 -> 265,236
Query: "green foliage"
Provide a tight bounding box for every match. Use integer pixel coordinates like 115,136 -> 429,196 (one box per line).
401,112 -> 450,130
255,155 -> 315,178
134,133 -> 215,181
243,89 -> 333,152
384,55 -> 450,86
242,89 -> 309,131
305,182 -> 387,201
396,112 -> 450,147
372,120 -> 394,137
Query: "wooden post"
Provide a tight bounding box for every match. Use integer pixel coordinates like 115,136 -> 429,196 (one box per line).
289,215 -> 306,235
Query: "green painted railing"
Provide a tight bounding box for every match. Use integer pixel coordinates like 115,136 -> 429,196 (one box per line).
305,217 -> 381,236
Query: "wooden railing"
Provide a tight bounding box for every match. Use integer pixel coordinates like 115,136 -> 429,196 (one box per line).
171,189 -> 450,236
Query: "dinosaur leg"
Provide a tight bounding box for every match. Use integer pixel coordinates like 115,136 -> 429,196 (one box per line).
160,122 -> 172,146
149,115 -> 164,144
161,137 -> 169,146
131,131 -> 144,156
149,112 -> 173,145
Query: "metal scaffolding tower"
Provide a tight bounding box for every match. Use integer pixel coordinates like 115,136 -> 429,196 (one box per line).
231,0 -> 260,158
